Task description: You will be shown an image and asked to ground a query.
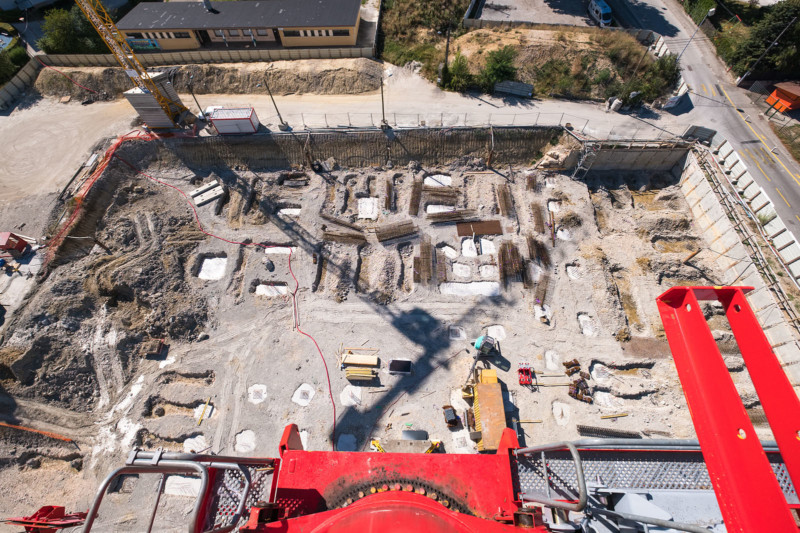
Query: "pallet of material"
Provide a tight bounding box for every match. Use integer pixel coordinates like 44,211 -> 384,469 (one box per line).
194,186 -> 225,206
527,235 -> 551,268
496,184 -> 514,217
427,210 -> 479,224
376,221 -> 417,242
189,180 -> 220,197
418,235 -> 432,284
499,242 -> 526,287
456,220 -> 503,236
531,203 -> 545,234
323,230 -> 367,244
341,353 -> 379,367
320,213 -> 363,232
408,178 -> 423,215
422,186 -> 460,202
345,368 -> 378,381
534,272 -> 550,304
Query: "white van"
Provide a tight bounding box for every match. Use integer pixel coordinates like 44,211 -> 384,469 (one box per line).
588,0 -> 613,27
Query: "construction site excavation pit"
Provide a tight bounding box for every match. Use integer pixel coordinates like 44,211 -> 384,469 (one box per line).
0,127 -> 775,524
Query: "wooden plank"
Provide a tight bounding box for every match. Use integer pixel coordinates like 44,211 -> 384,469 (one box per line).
342,353 -> 379,367
189,180 -> 220,197
456,220 -> 503,236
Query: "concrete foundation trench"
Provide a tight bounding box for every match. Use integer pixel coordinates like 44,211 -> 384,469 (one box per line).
0,126 -> 796,525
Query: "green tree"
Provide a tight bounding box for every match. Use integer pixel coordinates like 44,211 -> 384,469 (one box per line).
0,50 -> 17,85
729,0 -> 800,75
446,51 -> 472,92
38,6 -> 105,54
478,45 -> 516,92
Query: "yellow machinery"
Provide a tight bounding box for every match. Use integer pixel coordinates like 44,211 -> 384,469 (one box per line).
74,0 -> 190,128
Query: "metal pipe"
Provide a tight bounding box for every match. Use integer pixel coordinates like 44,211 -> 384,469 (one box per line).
516,442 -> 587,511
588,506 -> 713,533
146,474 -> 167,533
130,450 -> 276,466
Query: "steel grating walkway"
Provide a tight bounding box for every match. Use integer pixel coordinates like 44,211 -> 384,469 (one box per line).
514,449 -> 798,504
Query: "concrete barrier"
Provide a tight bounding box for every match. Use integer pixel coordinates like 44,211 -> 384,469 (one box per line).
676,151 -> 800,384
0,58 -> 42,110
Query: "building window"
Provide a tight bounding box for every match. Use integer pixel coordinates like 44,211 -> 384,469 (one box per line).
228,29 -> 240,36
332,29 -> 350,36
174,32 -> 190,39
256,29 -> 269,36
128,32 -> 144,39
243,29 -> 252,36
325,29 -> 331,36
283,30 -> 300,37
214,29 -> 224,37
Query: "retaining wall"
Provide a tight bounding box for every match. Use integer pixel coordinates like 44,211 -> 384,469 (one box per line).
675,152 -> 800,384
589,142 -> 691,171
705,133 -> 800,284
133,126 -> 561,169
0,58 -> 42,110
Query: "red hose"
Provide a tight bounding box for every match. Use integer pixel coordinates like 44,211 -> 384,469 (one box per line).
35,56 -> 100,94
115,155 -> 338,450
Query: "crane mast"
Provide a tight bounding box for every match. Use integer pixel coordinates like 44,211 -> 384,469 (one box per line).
74,0 -> 189,127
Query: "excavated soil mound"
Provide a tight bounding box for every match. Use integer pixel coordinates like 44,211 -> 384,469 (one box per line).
35,58 -> 382,100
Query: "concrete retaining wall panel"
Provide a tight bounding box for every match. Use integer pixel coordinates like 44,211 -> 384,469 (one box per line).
736,173 -> 754,192
774,343 -> 800,365
764,217 -> 786,237
779,242 -> 800,264
773,231 -> 795,249
742,182 -> 762,200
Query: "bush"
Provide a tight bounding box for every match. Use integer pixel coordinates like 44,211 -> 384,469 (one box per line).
478,45 -> 516,91
445,51 -> 472,92
7,45 -> 28,68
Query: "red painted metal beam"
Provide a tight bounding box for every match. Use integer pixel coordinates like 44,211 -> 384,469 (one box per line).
242,491 -> 535,532
657,286 -> 798,532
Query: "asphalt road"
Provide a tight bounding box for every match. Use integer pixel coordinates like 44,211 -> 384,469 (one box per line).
615,0 -> 800,234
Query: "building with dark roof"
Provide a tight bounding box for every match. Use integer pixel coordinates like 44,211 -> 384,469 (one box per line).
116,0 -> 361,51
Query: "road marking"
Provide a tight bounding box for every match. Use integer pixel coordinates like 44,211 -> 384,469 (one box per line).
759,146 -> 775,164
701,84 -> 708,95
754,160 -> 771,181
720,85 -> 800,188
796,214 -> 800,224
744,148 -> 755,161
711,86 -> 717,97
776,188 -> 791,207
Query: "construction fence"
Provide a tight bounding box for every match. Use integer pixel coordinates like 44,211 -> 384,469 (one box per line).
252,111 -> 686,142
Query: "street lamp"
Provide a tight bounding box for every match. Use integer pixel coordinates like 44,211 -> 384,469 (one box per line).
678,7 -> 715,61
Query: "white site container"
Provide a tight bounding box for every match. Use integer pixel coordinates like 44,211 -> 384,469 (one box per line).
208,107 -> 260,135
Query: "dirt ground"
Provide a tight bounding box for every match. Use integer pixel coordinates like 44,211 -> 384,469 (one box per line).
34,58 -> 382,101
0,132 -> 762,529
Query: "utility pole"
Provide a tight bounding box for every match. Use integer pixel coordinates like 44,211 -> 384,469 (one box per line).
188,75 -> 204,119
265,72 -> 289,131
678,8 -> 715,61
380,72 -> 388,129
737,16 -> 797,86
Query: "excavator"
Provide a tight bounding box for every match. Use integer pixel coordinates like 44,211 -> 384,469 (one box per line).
7,285 -> 796,532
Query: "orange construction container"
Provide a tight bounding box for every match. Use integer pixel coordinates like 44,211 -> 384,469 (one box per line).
766,82 -> 800,113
